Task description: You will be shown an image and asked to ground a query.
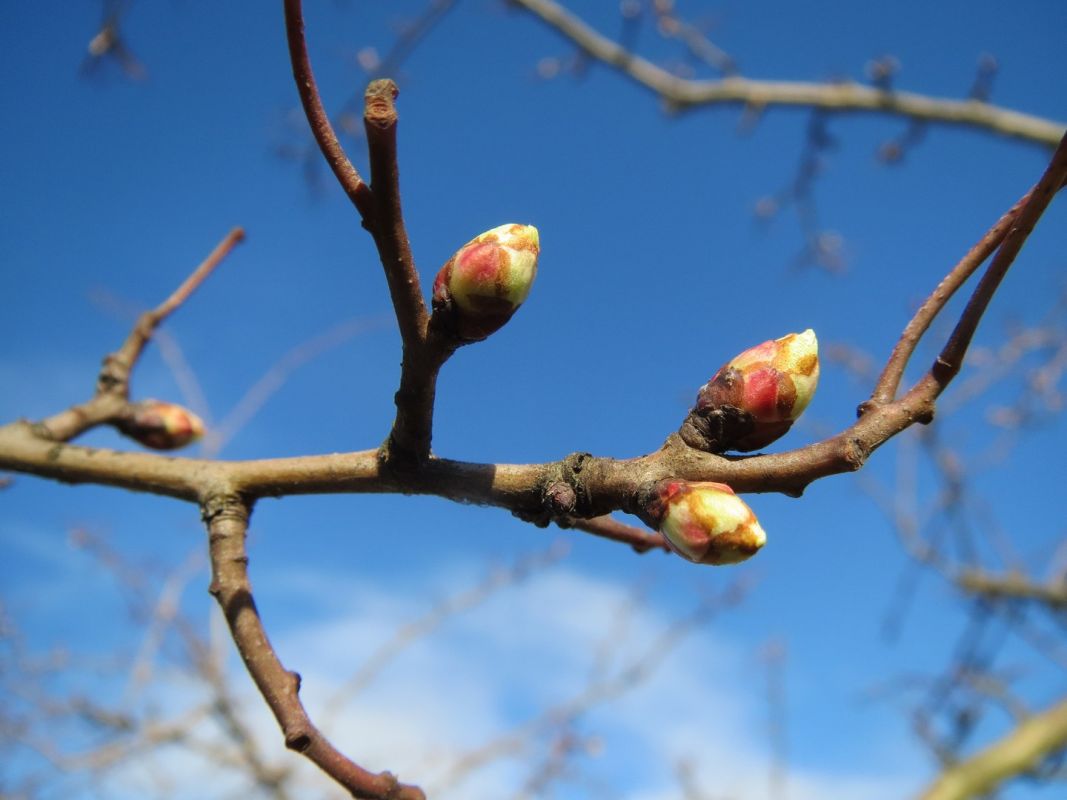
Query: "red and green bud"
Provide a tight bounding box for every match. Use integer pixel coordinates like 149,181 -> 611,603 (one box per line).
679,329 -> 819,453
642,480 -> 766,565
431,223 -> 539,341
117,399 -> 204,450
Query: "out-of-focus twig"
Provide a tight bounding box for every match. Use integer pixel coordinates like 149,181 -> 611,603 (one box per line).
508,0 -> 1065,146
919,696 -> 1067,800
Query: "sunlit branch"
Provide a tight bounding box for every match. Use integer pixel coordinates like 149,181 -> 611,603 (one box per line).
919,696 -> 1067,800
509,0 -> 1065,146
203,494 -> 426,800
955,571 -> 1067,609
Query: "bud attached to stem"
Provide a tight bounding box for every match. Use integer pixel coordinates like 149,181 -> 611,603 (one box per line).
117,400 -> 204,450
431,223 -> 539,342
679,329 -> 819,453
641,480 -> 766,565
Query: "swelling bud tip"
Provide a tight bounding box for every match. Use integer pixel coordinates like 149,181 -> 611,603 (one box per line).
432,223 -> 539,341
679,329 -> 819,453
643,480 -> 766,565
118,400 -> 204,450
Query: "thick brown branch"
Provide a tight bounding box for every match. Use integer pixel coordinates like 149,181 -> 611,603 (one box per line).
918,696 -> 1067,800
203,494 -> 425,800
3,133 -> 1064,550
283,0 -> 374,220
0,406 -> 942,516
382,341 -> 451,468
510,0 -> 1065,147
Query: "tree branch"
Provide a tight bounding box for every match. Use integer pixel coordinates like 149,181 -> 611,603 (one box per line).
3,109 -> 1064,561
203,493 -> 425,800
34,227 -> 244,442
955,571 -> 1067,609
865,191 -> 1030,408
363,79 -> 426,345
566,515 -> 670,554
918,695 -> 1067,800
910,133 -> 1067,402
508,0 -> 1065,147
283,0 -> 374,220
285,1 -> 444,467
361,78 -> 447,468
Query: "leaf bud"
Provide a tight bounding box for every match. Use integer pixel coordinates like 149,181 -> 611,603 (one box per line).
118,400 -> 204,450
431,223 -> 539,341
642,480 -> 766,565
679,329 -> 819,453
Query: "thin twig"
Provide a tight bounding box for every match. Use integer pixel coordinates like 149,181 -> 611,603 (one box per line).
110,226 -> 247,392
34,228 -> 244,442
565,515 -> 670,554
283,0 -> 374,221
433,581 -> 747,794
376,0 -> 458,79
363,80 -> 426,345
321,541 -> 570,730
285,0 -> 445,467
912,133 -> 1067,401
202,315 -> 390,457
865,191 -> 1032,408
650,2 -> 736,76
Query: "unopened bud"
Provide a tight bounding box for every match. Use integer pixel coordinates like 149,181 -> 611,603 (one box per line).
118,400 -> 204,450
642,480 -> 766,565
679,329 -> 819,453
432,223 -> 539,341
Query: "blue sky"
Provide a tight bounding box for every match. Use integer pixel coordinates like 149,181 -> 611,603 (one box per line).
2,2 -> 1066,798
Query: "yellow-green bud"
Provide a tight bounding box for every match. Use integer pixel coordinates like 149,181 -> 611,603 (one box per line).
118,400 -> 204,450
643,480 -> 766,565
431,223 -> 539,341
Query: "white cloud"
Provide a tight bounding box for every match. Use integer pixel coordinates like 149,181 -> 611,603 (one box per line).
262,564 -> 919,799
20,560 -> 921,799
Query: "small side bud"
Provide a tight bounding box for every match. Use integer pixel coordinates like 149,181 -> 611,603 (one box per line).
118,400 -> 204,450
641,480 -> 766,565
431,223 -> 539,342
679,329 -> 819,453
